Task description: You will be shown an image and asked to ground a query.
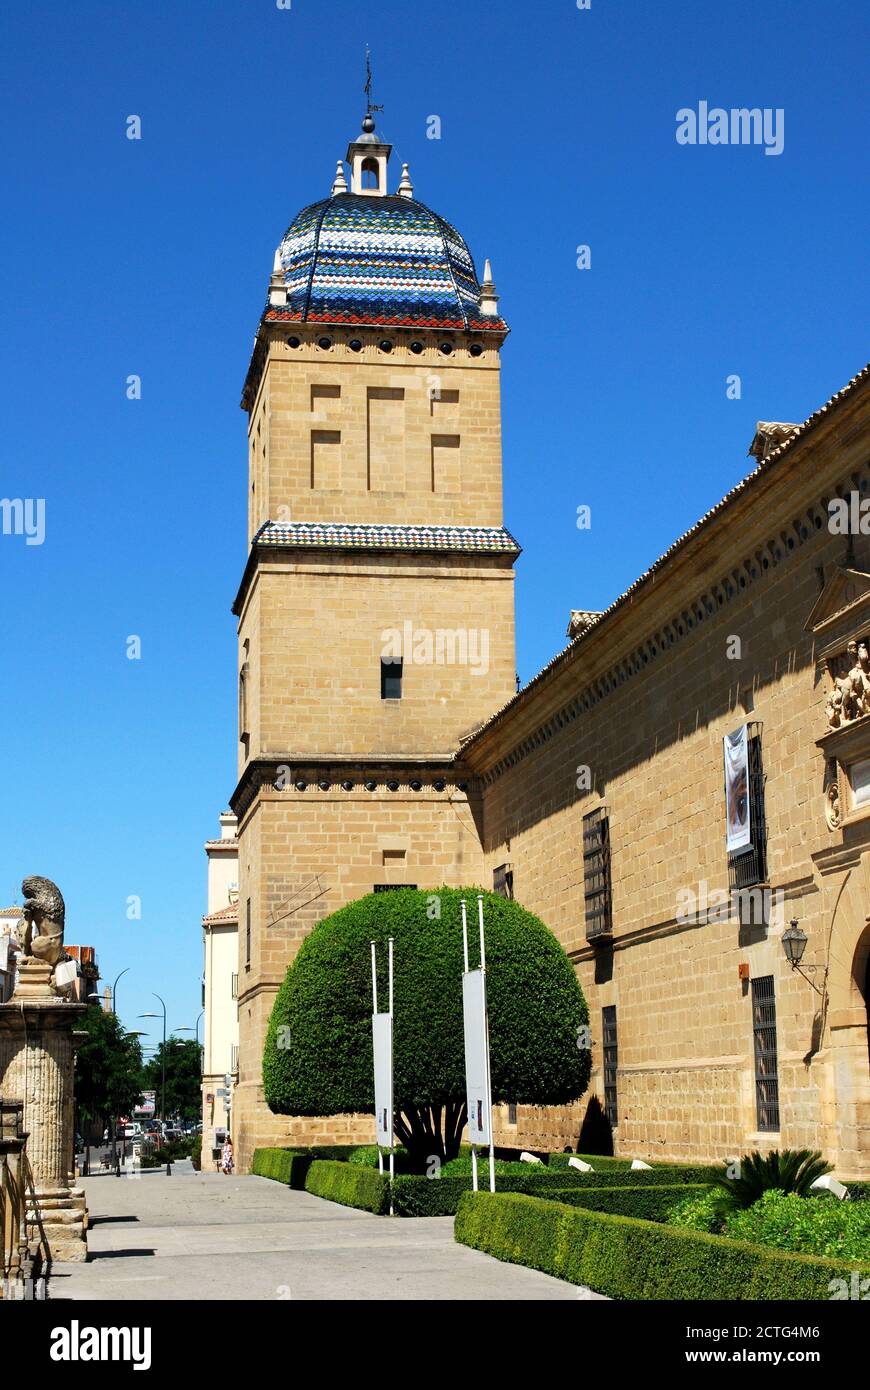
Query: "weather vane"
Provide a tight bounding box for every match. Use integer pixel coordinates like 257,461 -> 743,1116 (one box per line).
364,45 -> 383,117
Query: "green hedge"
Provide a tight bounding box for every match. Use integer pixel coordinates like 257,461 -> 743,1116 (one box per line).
251,1145 -> 362,1188
546,1184 -> 709,1222
455,1192 -> 870,1300
304,1159 -> 389,1214
389,1169 -> 713,1217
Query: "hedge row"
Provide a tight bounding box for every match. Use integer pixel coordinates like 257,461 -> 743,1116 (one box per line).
251,1145 -> 361,1188
303,1159 -> 389,1214
454,1192 -> 870,1300
389,1171 -> 714,1217
547,1184 -> 709,1222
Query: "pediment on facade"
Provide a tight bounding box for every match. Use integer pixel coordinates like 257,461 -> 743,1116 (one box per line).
805,566 -> 870,646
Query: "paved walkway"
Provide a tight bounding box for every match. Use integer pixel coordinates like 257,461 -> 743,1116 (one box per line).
49,1168 -> 595,1301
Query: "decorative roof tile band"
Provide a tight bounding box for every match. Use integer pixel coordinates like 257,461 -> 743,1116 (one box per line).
254,521 -> 521,555
267,193 -> 508,334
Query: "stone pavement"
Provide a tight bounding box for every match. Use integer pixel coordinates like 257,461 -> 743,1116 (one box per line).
49,1168 -> 601,1301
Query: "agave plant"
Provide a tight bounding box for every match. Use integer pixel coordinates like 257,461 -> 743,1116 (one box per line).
712,1149 -> 832,1210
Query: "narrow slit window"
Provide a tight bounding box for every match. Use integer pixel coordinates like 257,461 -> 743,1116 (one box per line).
381,656 -> 403,700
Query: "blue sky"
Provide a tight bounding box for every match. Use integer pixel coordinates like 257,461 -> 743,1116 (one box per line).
0,0 -> 866,1043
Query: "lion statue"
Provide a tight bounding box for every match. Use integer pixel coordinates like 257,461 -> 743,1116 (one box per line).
21,875 -> 66,967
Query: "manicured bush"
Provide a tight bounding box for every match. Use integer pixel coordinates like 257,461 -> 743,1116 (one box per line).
723,1189 -> 870,1260
390,1167 -> 716,1217
252,1145 -> 365,1188
668,1189 -> 727,1233
545,1184 -> 709,1222
263,887 -> 590,1168
454,1191 -> 870,1300
251,1147 -> 311,1187
441,1156 -> 552,1176
303,1159 -> 389,1214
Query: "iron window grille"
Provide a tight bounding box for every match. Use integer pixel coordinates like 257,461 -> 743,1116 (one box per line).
245,899 -> 251,967
583,807 -> 613,941
373,884 -> 418,892
751,975 -> 780,1132
493,864 -> 514,899
602,1005 -> 618,1128
727,723 -> 768,893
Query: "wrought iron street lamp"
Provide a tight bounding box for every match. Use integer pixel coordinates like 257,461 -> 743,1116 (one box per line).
781,919 -> 827,998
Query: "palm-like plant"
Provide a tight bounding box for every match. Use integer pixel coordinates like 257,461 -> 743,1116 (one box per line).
712,1149 -> 832,1211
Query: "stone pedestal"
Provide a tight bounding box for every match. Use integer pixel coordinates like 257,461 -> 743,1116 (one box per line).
0,981 -> 88,1262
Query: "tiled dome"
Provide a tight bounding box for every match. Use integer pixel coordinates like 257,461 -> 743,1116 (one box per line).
264,193 -> 507,332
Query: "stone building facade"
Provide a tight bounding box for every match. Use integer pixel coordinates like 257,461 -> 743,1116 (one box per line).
227,106 -> 870,1176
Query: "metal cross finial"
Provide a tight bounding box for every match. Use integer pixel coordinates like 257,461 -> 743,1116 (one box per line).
364,45 -> 383,116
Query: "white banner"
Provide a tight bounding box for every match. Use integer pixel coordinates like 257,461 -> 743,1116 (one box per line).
724,724 -> 752,853
372,1012 -> 393,1149
462,969 -> 492,1145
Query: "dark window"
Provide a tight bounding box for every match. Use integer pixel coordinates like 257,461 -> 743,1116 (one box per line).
381,657 -> 403,700
602,1006 -> 618,1128
583,807 -> 612,941
231,973 -> 238,1000
507,1103 -> 518,1126
245,899 -> 251,968
751,976 -> 780,1131
493,864 -> 513,899
727,724 -> 768,892
373,884 -> 418,892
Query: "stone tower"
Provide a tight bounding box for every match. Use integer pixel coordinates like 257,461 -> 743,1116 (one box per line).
230,110 -> 518,1167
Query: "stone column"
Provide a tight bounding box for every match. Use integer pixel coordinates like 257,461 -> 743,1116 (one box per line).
0,968 -> 88,1262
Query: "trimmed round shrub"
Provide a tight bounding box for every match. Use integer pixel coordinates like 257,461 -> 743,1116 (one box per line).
263,887 -> 590,1170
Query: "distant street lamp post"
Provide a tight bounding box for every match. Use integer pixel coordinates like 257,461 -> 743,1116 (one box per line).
119,1030 -> 150,1173
139,993 -> 167,1121
112,967 -> 130,1017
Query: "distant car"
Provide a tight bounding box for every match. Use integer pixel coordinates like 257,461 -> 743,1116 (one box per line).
162,1127 -> 183,1142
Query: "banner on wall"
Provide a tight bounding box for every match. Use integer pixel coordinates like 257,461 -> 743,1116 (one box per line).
723,724 -> 751,853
